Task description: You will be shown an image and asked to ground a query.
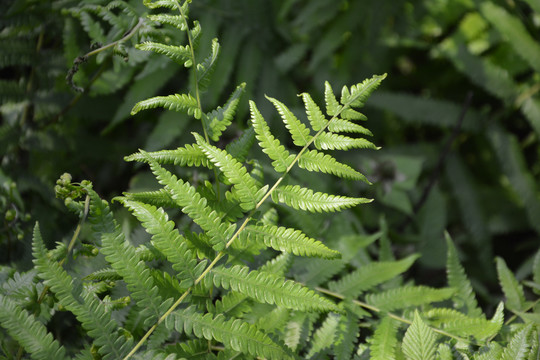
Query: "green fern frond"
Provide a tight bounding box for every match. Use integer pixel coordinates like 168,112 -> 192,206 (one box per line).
499,324 -> 532,360
32,224 -> 131,359
147,14 -> 184,29
473,343 -> 503,360
148,157 -> 235,251
168,306 -> 294,360
205,83 -> 245,141
271,184 -> 371,213
210,264 -> 340,313
206,291 -> 251,318
441,302 -> 504,341
313,131 -> 377,151
302,92 -> 328,131
197,38 -> 220,91
296,258 -> 347,287
131,93 -> 200,118
266,96 -> 313,146
369,315 -> 399,360
226,128 -> 256,163
125,145 -> 211,168
0,294 -> 68,360
298,149 -> 370,182
194,133 -> 267,211
119,199 -> 203,287
0,270 -> 36,301
259,253 -> 293,276
445,234 -> 482,317
333,306 -> 361,359
84,268 -> 122,282
143,0 -> 178,10
328,118 -> 372,135
122,189 -> 176,209
496,257 -> 527,311
341,74 -> 387,108
249,100 -> 295,173
135,42 -> 192,66
402,311 -> 438,360
99,218 -> 170,326
341,108 -> 368,121
306,313 -> 340,358
324,81 -> 342,116
366,286 -> 455,312
328,254 -> 419,298
242,224 -> 341,258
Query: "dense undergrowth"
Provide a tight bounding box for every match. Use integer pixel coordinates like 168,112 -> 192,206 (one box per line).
1,0 -> 540,358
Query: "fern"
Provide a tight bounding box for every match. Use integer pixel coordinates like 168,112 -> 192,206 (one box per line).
402,311 -> 438,360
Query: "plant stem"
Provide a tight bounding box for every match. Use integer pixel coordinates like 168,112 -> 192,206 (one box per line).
315,286 -> 471,344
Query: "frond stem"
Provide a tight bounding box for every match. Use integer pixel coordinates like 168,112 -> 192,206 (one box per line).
126,80 -> 380,358
314,286 -> 471,344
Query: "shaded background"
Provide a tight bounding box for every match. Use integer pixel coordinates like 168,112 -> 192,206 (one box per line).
2,0 -> 540,309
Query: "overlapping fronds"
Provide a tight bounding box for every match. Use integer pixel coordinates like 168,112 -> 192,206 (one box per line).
249,100 -> 295,172
205,83 -> 245,141
209,264 -> 340,312
272,184 -> 371,213
306,313 -> 340,358
148,156 -> 236,251
119,199 -> 203,287
125,144 -> 211,168
267,96 -> 313,146
168,306 -> 295,360
0,294 -> 67,360
195,133 -> 266,211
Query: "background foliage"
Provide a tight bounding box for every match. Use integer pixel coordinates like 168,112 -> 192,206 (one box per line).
1,0 -> 540,358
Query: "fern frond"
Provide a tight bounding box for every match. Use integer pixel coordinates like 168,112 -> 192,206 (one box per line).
147,14 -> 185,29
206,291 -> 251,317
131,93 -> 200,118
205,83 -> 245,141
445,234 -> 482,317
0,294 -> 68,360
271,184 -> 371,213
241,224 -> 341,259
125,145 -> 211,168
369,315 -> 399,360
302,92 -> 328,131
328,118 -> 372,135
441,302 -> 504,341
402,311 -> 438,360
313,131 -> 377,151
122,189 -> 176,209
0,269 -> 36,301
210,264 -> 340,313
148,157 -> 235,251
496,257 -> 527,311
296,258 -> 347,287
259,253 -> 293,276
366,286 -> 455,312
499,324 -> 532,360
168,306 -> 294,360
298,149 -> 370,182
226,127 -> 256,163
143,0 -> 178,10
333,306 -> 361,359
32,224 -> 131,359
266,96 -> 313,146
99,217 -> 170,326
119,199 -> 203,287
328,254 -> 419,298
197,38 -> 220,91
194,133 -> 266,211
341,74 -> 387,108
324,81 -> 342,116
473,343 -> 503,360
306,313 -> 340,358
249,100 -> 295,172
136,42 -> 192,66
84,268 -> 122,282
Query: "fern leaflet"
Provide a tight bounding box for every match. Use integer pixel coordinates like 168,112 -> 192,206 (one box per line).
402,311 -> 438,360
271,184 -> 371,213
267,95 -> 313,146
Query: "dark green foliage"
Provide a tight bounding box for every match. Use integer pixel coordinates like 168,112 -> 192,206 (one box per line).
1,0 -> 540,358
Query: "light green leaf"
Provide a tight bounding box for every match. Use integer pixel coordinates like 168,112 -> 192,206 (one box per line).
402,311 -> 438,360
